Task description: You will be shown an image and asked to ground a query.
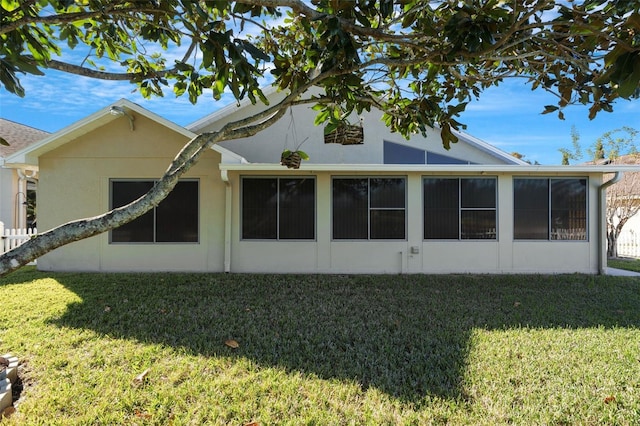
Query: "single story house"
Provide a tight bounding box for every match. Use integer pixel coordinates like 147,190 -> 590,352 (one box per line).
0,118 -> 47,230
4,92 -> 640,274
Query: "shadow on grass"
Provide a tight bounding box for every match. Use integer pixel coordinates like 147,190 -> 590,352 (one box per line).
8,270 -> 640,403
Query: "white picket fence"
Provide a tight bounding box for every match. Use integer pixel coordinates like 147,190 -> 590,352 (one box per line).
0,222 -> 37,255
617,233 -> 640,258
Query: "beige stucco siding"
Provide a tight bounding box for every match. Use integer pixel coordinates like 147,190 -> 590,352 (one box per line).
37,114 -> 226,272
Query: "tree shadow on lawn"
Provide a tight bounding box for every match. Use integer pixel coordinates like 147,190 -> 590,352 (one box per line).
34,272 -> 640,404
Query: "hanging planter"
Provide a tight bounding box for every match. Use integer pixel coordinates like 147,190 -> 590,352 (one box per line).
280,149 -> 309,169
324,122 -> 364,145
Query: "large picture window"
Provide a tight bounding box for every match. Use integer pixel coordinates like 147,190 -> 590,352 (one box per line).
110,180 -> 199,243
241,177 -> 315,240
423,177 -> 497,240
332,177 -> 406,240
513,178 -> 587,240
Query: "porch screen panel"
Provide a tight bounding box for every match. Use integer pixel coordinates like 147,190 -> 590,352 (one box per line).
156,181 -> 199,242
242,178 -> 277,239
461,178 -> 496,239
513,179 -> 549,239
370,178 -> 406,239
551,179 -> 587,240
279,178 -> 315,240
111,181 -> 154,242
461,210 -> 496,239
332,178 -> 368,239
423,178 -> 459,239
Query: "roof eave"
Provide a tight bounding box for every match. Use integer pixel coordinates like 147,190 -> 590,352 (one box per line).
4,99 -> 198,166
219,163 -> 640,174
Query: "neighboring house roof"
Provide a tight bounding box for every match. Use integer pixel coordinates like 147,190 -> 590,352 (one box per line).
0,118 -> 49,161
4,99 -> 248,167
584,154 -> 640,195
605,154 -> 640,204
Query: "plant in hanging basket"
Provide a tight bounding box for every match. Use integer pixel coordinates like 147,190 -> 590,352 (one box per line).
280,149 -> 309,169
324,123 -> 364,145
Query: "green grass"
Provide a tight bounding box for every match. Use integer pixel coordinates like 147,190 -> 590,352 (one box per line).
1,268 -> 639,425
609,257 -> 640,273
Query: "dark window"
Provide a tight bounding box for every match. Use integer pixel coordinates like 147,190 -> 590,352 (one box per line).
333,177 -> 406,240
383,141 -> 425,164
424,178 -> 497,239
110,180 -> 199,243
513,178 -> 587,240
241,177 -> 315,240
383,141 -> 473,164
426,151 -> 471,165
513,179 -> 548,239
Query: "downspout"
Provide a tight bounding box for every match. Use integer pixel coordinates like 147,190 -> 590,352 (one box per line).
598,172 -> 623,274
16,169 -> 38,229
220,170 -> 232,273
15,169 -> 27,229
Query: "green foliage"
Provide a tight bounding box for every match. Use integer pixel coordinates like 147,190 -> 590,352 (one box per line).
1,1 -> 640,148
281,149 -> 309,160
608,257 -> 640,273
561,126 -> 638,163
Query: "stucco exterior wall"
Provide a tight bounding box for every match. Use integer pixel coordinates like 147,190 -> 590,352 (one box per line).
0,167 -> 16,228
37,114 -> 226,272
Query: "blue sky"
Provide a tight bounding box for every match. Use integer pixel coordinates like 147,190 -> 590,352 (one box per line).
1,69 -> 638,165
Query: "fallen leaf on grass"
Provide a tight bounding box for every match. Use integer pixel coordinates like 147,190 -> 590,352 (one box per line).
133,369 -> 150,386
225,339 -> 240,349
604,395 -> 616,404
134,409 -> 152,419
1,407 -> 16,419
245,422 -> 260,426
513,301 -> 521,307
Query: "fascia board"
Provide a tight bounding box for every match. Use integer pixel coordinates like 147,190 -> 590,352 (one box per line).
452,129 -> 529,165
186,85 -> 282,132
5,99 -> 196,166
219,163 -> 640,174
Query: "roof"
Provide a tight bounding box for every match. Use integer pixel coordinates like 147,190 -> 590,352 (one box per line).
603,154 -> 640,196
0,118 -> 49,158
4,99 -> 247,167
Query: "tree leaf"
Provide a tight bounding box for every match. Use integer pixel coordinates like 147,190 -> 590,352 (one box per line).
225,339 -> 239,349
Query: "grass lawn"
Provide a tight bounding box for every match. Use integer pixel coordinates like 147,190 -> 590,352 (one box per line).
1,268 -> 639,425
609,257 -> 640,273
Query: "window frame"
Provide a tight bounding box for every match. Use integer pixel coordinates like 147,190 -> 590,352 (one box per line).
109,178 -> 200,244
423,176 -> 498,240
332,176 -> 407,241
240,176 -> 316,241
513,177 -> 588,241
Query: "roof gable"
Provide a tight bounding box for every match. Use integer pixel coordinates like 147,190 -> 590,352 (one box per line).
188,87 -> 527,166
4,99 -> 246,167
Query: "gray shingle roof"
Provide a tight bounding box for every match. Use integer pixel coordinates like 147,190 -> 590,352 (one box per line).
0,118 -> 49,158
